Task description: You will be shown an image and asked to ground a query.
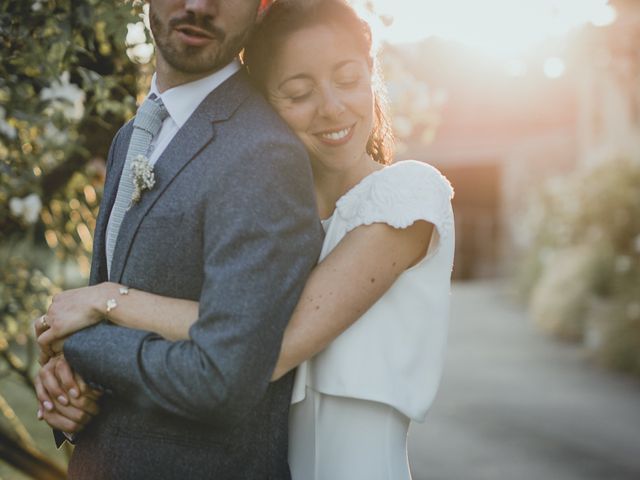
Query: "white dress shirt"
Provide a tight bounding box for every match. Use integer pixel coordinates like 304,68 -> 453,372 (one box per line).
105,59 -> 241,275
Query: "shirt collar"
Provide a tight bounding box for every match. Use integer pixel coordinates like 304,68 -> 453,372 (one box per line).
148,59 -> 242,128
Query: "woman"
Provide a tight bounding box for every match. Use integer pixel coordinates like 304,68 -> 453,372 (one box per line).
36,1 -> 454,478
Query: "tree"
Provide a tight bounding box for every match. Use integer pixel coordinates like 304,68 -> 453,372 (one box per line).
0,0 -> 150,476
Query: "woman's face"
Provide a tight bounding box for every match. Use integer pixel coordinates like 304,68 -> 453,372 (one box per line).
265,24 -> 374,174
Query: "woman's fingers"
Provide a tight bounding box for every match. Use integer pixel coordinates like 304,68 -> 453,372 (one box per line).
33,314 -> 49,338
54,356 -> 80,400
39,360 -> 69,407
34,373 -> 54,414
38,348 -> 51,366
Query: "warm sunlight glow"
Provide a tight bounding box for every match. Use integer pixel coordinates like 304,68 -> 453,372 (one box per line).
505,59 -> 528,77
543,57 -> 566,78
366,0 -> 617,57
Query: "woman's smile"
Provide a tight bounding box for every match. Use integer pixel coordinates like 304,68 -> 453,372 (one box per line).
314,124 -> 356,146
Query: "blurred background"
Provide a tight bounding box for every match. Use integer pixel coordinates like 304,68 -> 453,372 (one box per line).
1,0 -> 639,478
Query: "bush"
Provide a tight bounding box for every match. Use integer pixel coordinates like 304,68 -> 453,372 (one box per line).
0,0 -> 150,476
519,157 -> 640,375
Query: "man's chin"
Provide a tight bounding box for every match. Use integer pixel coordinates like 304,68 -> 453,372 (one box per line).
164,52 -> 224,76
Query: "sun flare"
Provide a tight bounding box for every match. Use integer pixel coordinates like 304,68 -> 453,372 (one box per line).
362,0 -> 617,58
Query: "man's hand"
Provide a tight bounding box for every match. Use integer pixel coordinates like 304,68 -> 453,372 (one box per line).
35,355 -> 102,434
34,285 -> 106,362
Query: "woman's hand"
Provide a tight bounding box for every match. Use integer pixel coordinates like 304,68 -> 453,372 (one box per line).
35,354 -> 103,434
35,283 -> 112,359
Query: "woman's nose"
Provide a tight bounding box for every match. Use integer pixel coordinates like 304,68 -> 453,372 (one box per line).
318,89 -> 346,118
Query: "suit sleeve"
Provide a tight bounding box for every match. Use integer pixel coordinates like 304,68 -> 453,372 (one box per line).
63,139 -> 323,426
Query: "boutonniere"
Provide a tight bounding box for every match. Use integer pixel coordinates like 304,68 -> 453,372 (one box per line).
130,154 -> 156,206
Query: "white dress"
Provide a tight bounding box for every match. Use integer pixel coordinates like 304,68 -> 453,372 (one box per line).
288,160 -> 455,480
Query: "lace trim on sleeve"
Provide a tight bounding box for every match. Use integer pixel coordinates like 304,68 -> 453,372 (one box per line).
334,160 -> 454,238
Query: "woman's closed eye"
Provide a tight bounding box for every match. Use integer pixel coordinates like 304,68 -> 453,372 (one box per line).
287,90 -> 313,102
279,81 -> 315,103
336,76 -> 360,88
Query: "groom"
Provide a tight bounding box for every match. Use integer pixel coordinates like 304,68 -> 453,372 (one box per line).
36,0 -> 322,478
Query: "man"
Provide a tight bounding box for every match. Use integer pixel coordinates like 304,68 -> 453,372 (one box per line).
35,0 -> 323,477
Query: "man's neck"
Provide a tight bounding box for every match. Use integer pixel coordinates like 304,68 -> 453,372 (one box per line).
155,58 -> 225,93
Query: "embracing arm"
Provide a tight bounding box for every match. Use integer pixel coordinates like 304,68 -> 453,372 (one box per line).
43,221 -> 433,382
273,220 -> 433,379
38,283 -> 197,348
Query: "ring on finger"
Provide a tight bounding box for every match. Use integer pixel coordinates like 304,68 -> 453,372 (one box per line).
40,315 -> 49,329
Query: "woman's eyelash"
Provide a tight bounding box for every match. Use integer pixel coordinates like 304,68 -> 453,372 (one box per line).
338,77 -> 359,86
289,91 -> 313,102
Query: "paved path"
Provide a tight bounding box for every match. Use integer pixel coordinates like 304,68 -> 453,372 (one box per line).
408,281 -> 640,480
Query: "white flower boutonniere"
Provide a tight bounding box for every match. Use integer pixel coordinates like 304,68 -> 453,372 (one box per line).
130,154 -> 156,206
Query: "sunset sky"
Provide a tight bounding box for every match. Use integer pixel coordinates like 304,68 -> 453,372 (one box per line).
365,0 -> 617,57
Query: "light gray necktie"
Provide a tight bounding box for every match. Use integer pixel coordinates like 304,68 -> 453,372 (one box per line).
106,94 -> 169,277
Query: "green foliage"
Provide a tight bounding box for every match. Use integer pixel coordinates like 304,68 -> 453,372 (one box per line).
0,0 -> 150,475
521,158 -> 640,374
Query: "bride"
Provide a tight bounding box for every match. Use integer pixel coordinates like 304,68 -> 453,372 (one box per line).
36,1 -> 454,478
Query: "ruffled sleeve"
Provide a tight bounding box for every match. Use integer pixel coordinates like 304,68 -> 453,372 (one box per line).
334,160 -> 454,242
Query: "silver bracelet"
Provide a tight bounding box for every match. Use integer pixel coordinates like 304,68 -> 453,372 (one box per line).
106,286 -> 130,314
106,298 -> 118,313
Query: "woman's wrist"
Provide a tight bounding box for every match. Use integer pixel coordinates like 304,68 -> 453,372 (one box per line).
93,282 -> 124,321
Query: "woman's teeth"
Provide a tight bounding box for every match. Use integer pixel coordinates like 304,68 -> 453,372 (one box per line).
321,127 -> 351,141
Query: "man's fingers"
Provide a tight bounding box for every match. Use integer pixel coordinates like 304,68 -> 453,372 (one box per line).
51,400 -> 94,425
69,395 -> 101,416
41,409 -> 85,434
85,389 -> 104,401
74,373 -> 104,401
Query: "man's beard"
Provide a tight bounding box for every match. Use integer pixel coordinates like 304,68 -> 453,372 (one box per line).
149,8 -> 254,75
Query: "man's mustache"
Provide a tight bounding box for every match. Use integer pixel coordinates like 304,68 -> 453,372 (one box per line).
168,14 -> 225,40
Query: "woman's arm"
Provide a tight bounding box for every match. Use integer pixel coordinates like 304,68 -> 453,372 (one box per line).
37,283 -> 198,356
98,284 -> 198,340
38,221 -> 432,381
272,220 -> 433,380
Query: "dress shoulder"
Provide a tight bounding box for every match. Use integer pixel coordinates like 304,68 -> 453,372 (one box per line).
334,160 -> 454,236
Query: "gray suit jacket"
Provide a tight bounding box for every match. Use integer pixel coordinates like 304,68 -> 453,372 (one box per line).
62,70 -> 323,479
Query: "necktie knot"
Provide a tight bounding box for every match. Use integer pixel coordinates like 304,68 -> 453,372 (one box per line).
133,95 -> 169,138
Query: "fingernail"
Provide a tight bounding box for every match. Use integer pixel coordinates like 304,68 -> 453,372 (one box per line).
44,401 -> 54,411
57,395 -> 68,405
37,408 -> 43,420
69,388 -> 79,398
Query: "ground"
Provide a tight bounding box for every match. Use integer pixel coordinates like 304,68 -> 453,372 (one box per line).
409,281 -> 640,480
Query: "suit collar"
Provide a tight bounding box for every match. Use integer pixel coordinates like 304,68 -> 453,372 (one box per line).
109,69 -> 254,282
149,59 -> 242,128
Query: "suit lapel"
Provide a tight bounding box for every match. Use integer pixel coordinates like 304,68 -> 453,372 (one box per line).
109,70 -> 253,283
